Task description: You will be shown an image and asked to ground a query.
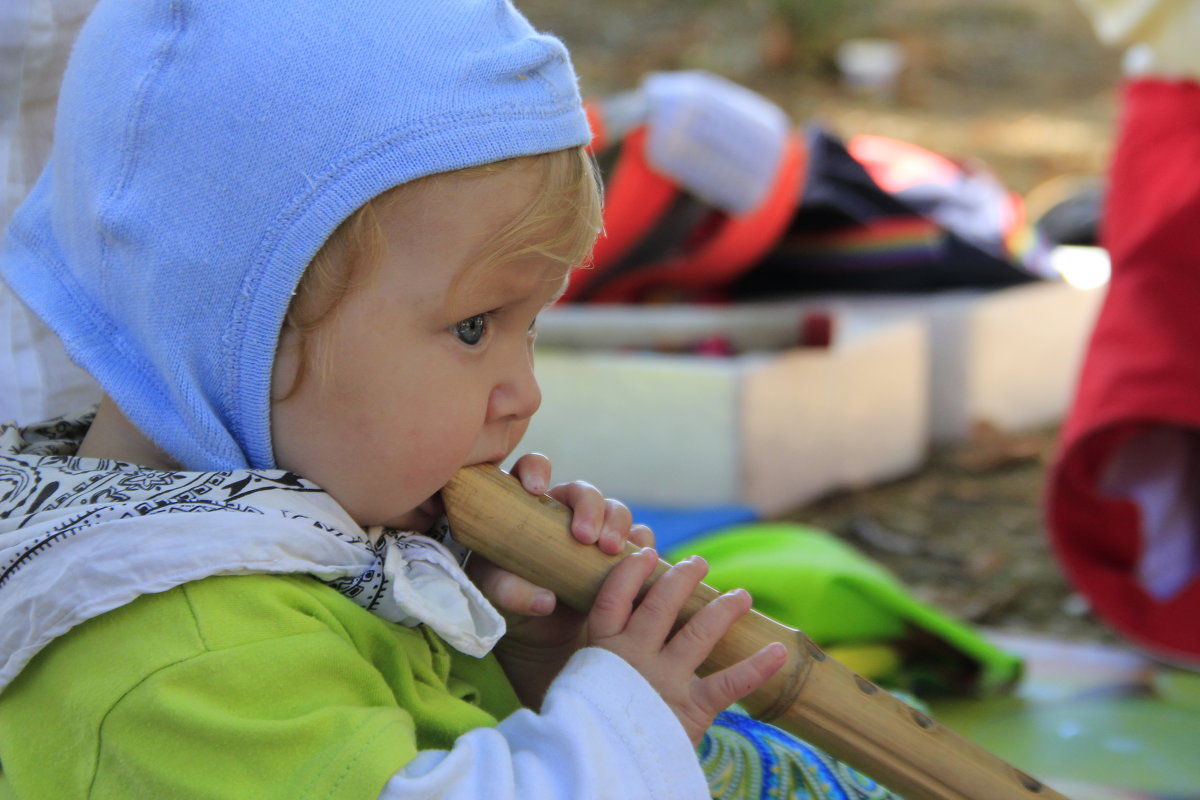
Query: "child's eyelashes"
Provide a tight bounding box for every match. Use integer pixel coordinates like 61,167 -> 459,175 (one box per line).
450,311 -> 539,347
452,313 -> 488,346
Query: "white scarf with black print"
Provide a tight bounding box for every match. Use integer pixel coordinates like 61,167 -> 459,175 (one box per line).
0,411 -> 505,692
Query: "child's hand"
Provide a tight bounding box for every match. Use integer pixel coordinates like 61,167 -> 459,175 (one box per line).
588,548 -> 788,746
513,452 -> 655,558
466,453 -> 654,707
469,453 -> 654,617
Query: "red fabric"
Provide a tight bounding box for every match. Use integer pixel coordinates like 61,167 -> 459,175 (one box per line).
849,134 -> 963,194
584,101 -> 608,153
600,131 -> 805,302
561,126 -> 679,302
849,134 -> 1025,242
564,129 -> 806,303
1048,79 -> 1200,665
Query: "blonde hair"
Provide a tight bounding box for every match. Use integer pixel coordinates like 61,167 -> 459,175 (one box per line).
278,146 -> 602,397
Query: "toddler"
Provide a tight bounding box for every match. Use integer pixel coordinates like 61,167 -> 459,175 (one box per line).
0,1 -> 784,797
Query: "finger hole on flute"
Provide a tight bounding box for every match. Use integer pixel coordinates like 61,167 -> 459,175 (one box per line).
1014,770 -> 1045,794
854,675 -> 879,695
909,708 -> 935,730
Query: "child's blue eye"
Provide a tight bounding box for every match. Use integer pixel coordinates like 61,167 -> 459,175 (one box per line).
453,314 -> 487,346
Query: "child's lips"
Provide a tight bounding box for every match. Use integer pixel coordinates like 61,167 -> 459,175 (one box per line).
418,494 -> 445,518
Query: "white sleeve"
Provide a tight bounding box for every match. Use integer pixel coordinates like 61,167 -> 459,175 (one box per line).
378,647 -> 710,800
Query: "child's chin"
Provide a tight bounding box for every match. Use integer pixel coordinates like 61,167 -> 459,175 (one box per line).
388,494 -> 445,532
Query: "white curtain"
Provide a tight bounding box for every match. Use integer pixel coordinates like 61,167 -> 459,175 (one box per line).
0,0 -> 101,424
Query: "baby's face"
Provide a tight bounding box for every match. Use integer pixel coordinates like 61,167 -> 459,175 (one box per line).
270,165 -> 568,530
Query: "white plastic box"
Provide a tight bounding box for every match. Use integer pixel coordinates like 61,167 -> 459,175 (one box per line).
790,281 -> 1106,442
512,304 -> 928,515
933,281 -> 1104,441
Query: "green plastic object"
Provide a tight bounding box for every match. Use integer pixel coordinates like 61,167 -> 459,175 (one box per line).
667,522 -> 1022,695
930,634 -> 1200,798
1152,666 -> 1200,712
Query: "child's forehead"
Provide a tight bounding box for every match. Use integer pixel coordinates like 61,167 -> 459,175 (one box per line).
375,167 -> 537,243
451,254 -> 570,308
364,151 -> 593,315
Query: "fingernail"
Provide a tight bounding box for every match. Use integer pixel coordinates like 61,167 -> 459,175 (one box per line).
531,591 -> 555,615
600,529 -> 619,550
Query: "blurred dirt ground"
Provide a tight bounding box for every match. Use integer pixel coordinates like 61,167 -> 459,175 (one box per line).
785,425 -> 1119,645
519,0 -> 1124,645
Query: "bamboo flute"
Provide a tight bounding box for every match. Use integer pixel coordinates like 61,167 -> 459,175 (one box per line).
442,463 -> 1070,800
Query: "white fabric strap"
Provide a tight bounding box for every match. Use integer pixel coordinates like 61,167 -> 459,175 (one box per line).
642,70 -> 790,215
362,526 -> 505,657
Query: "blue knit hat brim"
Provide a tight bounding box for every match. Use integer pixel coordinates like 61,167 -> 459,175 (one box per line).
1,0 -> 591,470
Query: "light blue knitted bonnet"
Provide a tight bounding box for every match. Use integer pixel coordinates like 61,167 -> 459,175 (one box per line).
1,0 -> 591,470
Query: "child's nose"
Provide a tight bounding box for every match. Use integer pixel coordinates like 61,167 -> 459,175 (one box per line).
487,350 -> 542,422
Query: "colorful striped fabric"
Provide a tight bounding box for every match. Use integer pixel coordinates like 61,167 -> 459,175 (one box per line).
700,707 -> 904,799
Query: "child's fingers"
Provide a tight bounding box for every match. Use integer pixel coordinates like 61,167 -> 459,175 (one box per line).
690,642 -> 788,717
629,523 -> 655,549
623,556 -> 708,645
596,497 -> 633,554
468,555 -> 557,616
546,480 -> 604,546
662,587 -> 753,673
542,480 -> 640,555
588,548 -> 658,639
509,453 -> 552,496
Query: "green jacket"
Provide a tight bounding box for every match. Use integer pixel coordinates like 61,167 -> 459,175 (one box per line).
0,573 -> 520,799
